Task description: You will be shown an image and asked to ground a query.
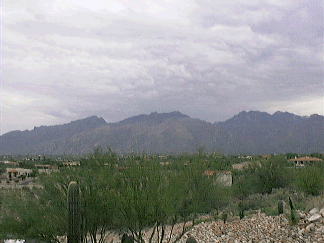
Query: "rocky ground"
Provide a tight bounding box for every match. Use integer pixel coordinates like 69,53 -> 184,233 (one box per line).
177,209 -> 324,243
106,207 -> 324,243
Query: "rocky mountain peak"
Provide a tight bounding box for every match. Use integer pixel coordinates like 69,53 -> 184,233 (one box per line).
118,111 -> 190,125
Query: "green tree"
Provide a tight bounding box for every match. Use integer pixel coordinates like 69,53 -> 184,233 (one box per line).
232,156 -> 292,197
295,164 -> 324,196
0,187 -> 67,242
0,148 -> 120,243
285,153 -> 298,160
177,158 -> 230,229
247,156 -> 291,194
44,163 -> 119,243
114,159 -> 171,242
1,150 -> 230,243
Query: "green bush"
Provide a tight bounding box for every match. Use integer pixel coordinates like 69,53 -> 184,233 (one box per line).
251,156 -> 291,194
261,207 -> 278,216
221,212 -> 228,223
239,193 -> 268,211
295,165 -> 324,196
232,156 -> 292,198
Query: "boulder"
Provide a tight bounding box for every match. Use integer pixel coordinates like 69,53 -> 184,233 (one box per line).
298,212 -> 307,219
308,213 -> 322,222
320,207 -> 324,217
305,223 -> 315,231
309,208 -> 319,215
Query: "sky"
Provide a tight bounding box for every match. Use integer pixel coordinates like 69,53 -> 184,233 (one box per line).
1,0 -> 323,135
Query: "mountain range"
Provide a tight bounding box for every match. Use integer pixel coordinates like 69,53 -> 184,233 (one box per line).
0,111 -> 323,155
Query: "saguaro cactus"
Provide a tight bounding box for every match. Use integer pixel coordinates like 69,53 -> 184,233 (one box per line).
288,196 -> 294,210
278,200 -> 284,215
68,181 -> 81,243
288,196 -> 298,224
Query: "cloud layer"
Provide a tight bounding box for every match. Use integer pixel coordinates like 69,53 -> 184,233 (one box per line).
2,0 -> 323,134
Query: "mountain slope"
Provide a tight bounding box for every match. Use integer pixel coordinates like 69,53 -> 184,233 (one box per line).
0,116 -> 107,154
0,111 -> 323,155
117,111 -> 190,126
216,111 -> 309,154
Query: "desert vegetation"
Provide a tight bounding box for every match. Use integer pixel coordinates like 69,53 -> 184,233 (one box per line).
0,149 -> 323,242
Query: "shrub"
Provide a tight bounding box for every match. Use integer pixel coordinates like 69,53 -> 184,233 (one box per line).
251,156 -> 291,194
238,201 -> 245,219
261,207 -> 278,216
295,165 -> 324,196
232,156 -> 291,197
221,212 -> 228,223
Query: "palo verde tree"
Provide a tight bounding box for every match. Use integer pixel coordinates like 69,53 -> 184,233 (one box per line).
0,148 -> 231,243
294,164 -> 324,196
241,156 -> 291,194
0,186 -> 67,243
0,147 -> 120,243
47,150 -> 120,243
113,158 -> 172,243
178,157 -> 230,227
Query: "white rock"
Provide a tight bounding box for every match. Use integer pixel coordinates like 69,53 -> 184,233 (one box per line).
306,223 -> 315,231
299,212 -> 307,219
298,228 -> 304,236
309,208 -> 319,215
308,213 -> 322,222
320,207 -> 324,216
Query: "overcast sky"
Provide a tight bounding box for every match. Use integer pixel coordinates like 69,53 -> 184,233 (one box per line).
1,0 -> 323,135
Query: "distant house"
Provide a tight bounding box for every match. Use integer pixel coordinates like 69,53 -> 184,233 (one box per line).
238,155 -> 253,160
62,161 -> 80,167
35,164 -> 57,173
4,239 -> 25,243
261,155 -> 273,160
288,157 -> 323,167
35,165 -> 55,169
3,161 -> 18,166
232,161 -> 250,170
6,168 -> 32,176
202,170 -> 232,187
216,171 -> 232,187
232,161 -> 261,170
7,169 -> 19,178
159,161 -> 170,166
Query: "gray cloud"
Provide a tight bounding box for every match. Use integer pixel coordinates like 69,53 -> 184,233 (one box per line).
1,0 -> 323,134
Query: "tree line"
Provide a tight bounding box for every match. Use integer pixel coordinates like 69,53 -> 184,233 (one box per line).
1,148 -> 323,242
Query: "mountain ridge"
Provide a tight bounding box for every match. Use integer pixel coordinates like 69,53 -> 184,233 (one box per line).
1,111 -> 323,155
117,111 -> 190,126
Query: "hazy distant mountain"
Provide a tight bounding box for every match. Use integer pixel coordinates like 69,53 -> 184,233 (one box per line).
117,111 -> 190,125
0,116 -> 107,155
0,111 -> 323,155
217,111 -> 321,154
